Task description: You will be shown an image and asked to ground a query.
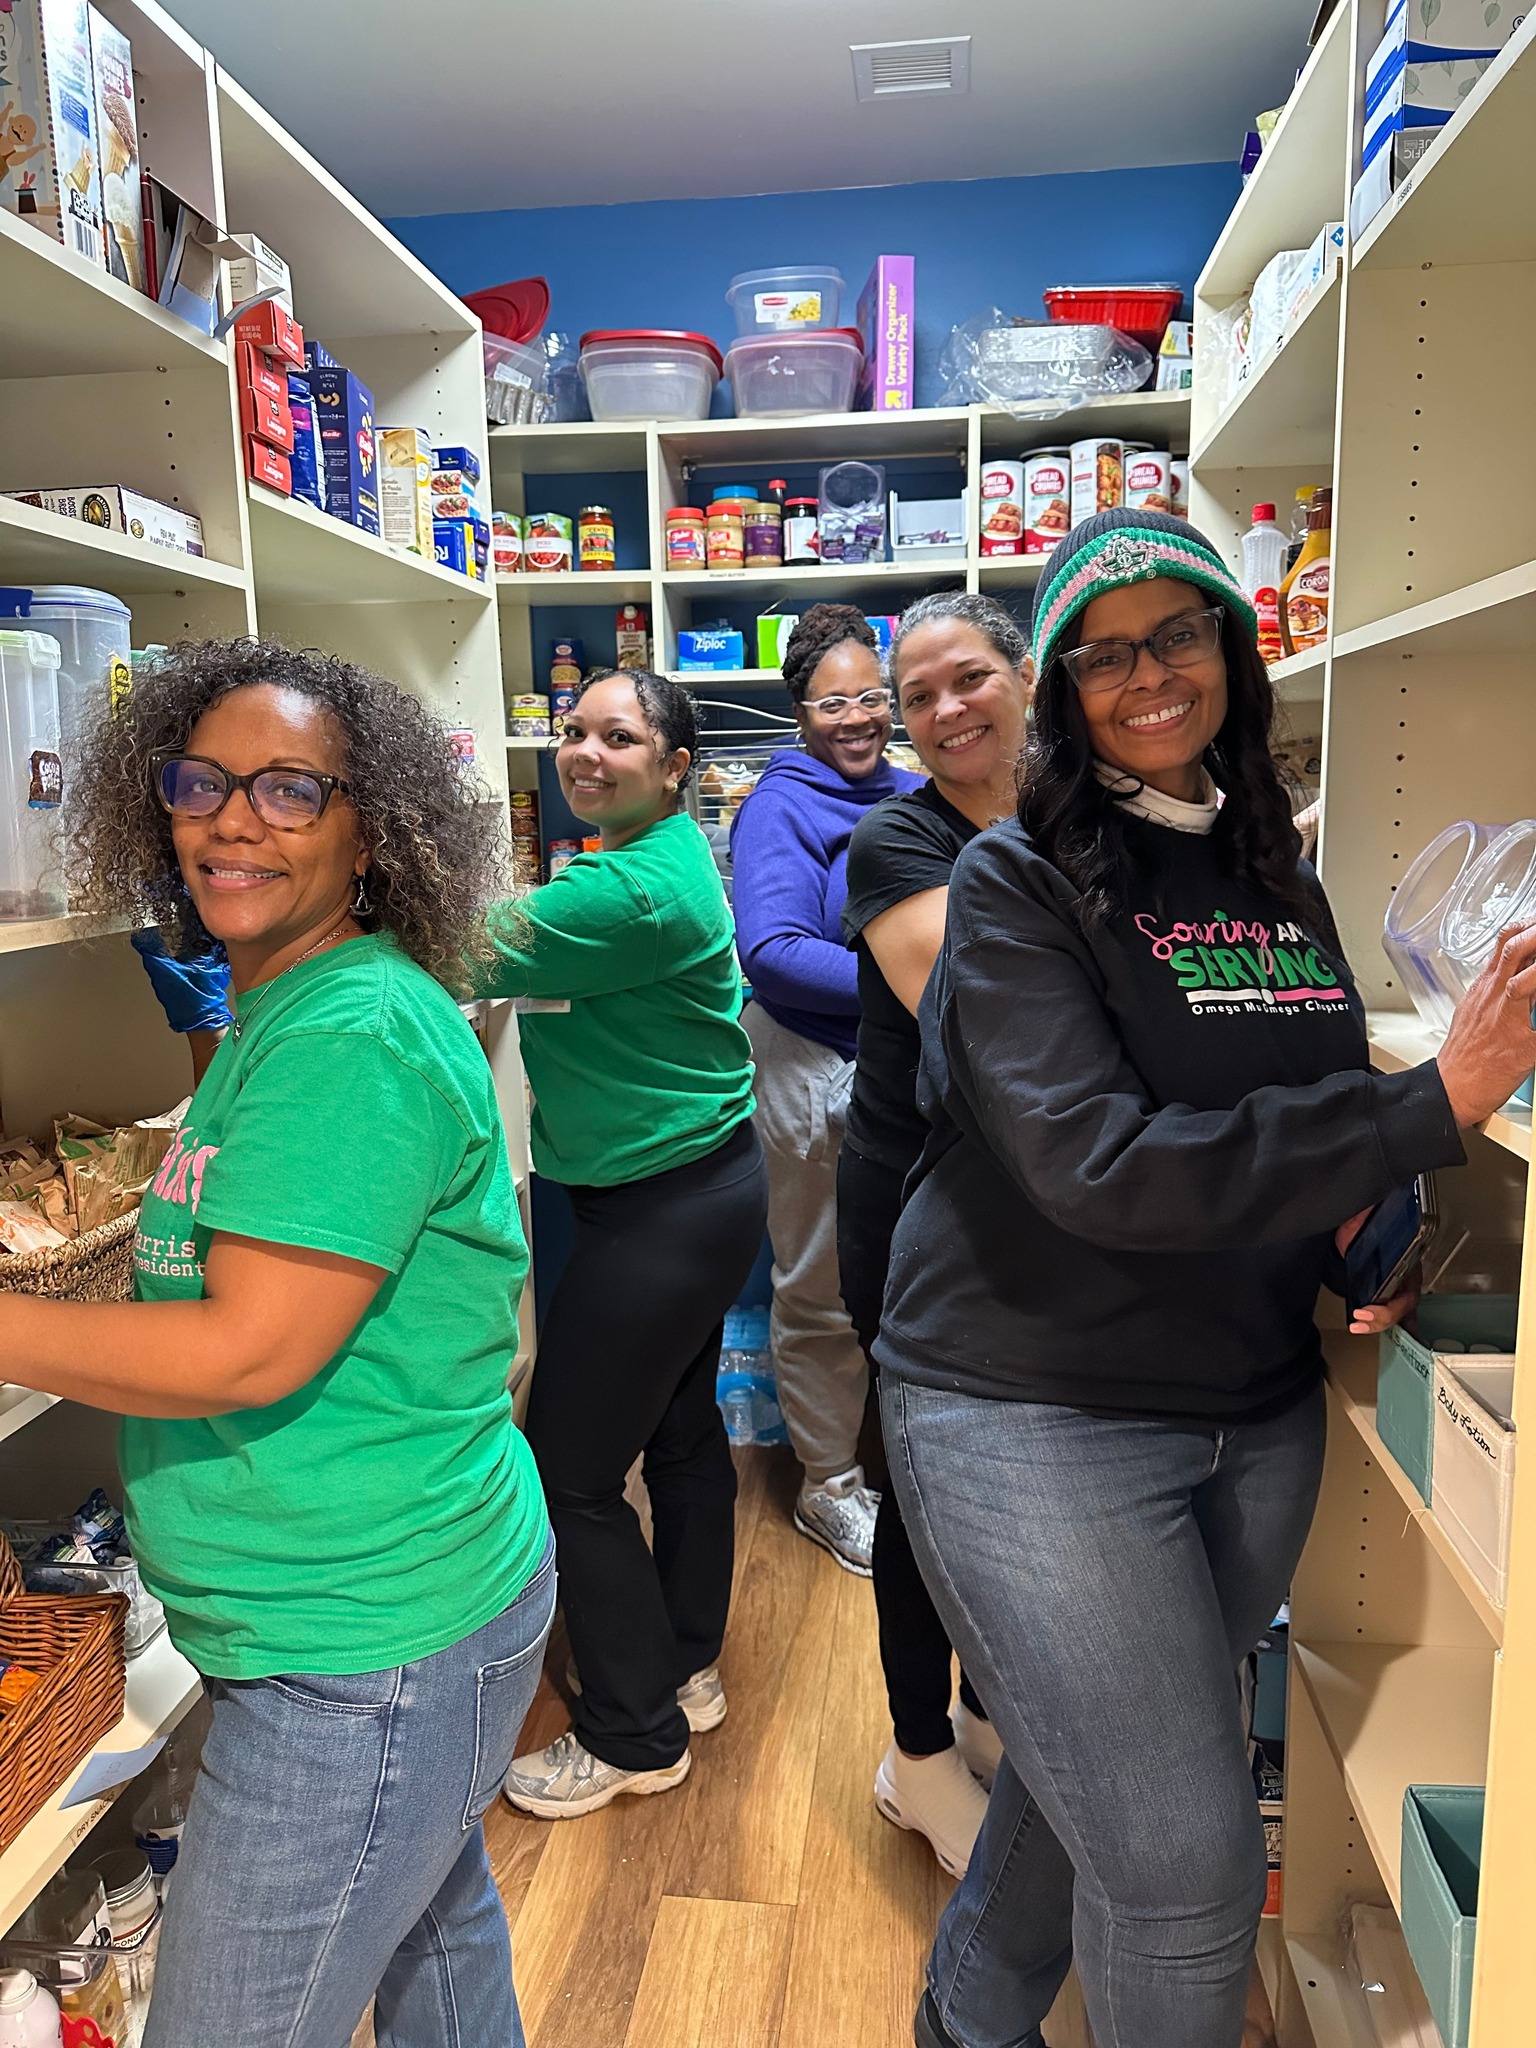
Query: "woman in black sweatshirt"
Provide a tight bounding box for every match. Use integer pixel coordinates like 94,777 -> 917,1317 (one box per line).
881,510 -> 1536,2048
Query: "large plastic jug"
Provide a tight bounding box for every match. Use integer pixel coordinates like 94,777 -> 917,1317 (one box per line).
0,629 -> 65,922
0,587 -> 132,767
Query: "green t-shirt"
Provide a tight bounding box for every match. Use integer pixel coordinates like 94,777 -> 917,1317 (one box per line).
122,934 -> 547,1680
482,812 -> 754,1185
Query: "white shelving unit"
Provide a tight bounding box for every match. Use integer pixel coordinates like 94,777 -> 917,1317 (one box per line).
0,0 -> 531,1935
1193,6 -> 1536,2041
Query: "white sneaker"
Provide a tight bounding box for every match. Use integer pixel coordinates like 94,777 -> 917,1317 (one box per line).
795,1466 -> 879,1576
502,1729 -> 691,1819
952,1700 -> 1004,1791
565,1660 -> 727,1733
874,1741 -> 989,1879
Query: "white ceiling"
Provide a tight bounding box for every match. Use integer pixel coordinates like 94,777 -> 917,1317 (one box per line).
166,0 -> 1319,218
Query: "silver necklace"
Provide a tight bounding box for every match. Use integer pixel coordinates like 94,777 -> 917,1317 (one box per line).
230,916 -> 357,1039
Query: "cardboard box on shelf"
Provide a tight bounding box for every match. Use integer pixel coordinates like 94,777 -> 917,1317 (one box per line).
377,427 -> 433,556
232,295 -> 305,367
224,230 -> 291,313
311,361 -> 379,534
1155,319 -> 1193,392
1363,50 -> 1495,165
88,6 -> 145,290
431,445 -> 481,487
237,342 -> 288,407
433,519 -> 470,576
856,255 -> 915,413
246,436 -> 291,495
239,379 -> 293,454
5,482 -> 204,554
1368,0 -> 1519,102
677,628 -> 744,671
615,603 -> 650,670
0,0 -> 105,265
1350,126 -> 1440,236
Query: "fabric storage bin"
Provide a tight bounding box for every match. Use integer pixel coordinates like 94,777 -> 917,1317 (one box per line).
1377,1294 -> 1517,1504
1432,1357 -> 1516,1608
1401,1784 -> 1483,2048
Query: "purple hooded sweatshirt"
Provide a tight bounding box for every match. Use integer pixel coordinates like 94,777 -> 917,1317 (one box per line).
730,747 -> 922,1059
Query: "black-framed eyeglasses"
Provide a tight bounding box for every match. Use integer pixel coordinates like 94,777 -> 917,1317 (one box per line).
804,688 -> 893,722
1059,606 -> 1226,696
152,752 -> 354,828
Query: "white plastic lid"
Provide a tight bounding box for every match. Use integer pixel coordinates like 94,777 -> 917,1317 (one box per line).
0,1971 -> 39,2012
1442,819 -> 1536,966
0,629 -> 63,667
727,266 -> 845,294
2,585 -> 131,619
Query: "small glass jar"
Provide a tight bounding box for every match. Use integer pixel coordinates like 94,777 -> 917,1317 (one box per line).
744,501 -> 783,567
577,505 -> 615,572
706,499 -> 746,570
665,507 -> 707,567
783,498 -> 820,564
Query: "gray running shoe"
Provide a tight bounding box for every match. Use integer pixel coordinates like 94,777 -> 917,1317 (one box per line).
794,1465 -> 878,1576
502,1730 -> 691,1819
565,1661 -> 727,1733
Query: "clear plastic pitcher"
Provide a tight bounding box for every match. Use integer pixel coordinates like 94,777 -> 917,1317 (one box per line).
0,630 -> 65,922
1382,820 -> 1504,1033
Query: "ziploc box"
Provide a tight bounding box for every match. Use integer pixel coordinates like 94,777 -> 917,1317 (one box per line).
89,6 -> 145,290
0,0 -> 105,265
377,427 -> 433,555
857,256 -> 915,412
310,360 -> 379,534
677,628 -> 744,671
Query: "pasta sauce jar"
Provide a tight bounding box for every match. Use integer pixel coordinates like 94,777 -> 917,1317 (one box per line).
578,505 -> 616,571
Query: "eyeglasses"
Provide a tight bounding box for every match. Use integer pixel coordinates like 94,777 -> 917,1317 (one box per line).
152,752 -> 353,828
1059,606 -> 1225,695
804,688 -> 893,722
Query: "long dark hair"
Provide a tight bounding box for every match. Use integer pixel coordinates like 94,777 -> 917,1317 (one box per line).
1020,602 -> 1308,928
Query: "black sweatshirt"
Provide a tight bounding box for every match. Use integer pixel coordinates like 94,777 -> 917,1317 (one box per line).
873,816 -> 1465,1421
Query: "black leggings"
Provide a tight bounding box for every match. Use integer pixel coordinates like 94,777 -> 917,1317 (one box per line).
837,1141 -> 985,1757
527,1122 -> 769,1772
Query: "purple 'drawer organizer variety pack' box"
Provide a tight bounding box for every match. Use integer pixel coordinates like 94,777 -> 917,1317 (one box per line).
857,256 -> 915,412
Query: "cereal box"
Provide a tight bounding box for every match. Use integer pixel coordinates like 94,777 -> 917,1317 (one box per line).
0,0 -> 105,265
377,426 -> 433,555
88,7 -> 143,289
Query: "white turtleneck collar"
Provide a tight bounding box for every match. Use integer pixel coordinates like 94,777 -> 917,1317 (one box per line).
1095,759 -> 1220,834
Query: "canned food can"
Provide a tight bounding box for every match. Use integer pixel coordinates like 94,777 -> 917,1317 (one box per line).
1023,449 -> 1071,557
1170,458 -> 1189,519
1123,449 -> 1173,516
1070,441 -> 1124,527
525,513 -> 574,572
979,461 -> 1026,557
578,505 -> 616,572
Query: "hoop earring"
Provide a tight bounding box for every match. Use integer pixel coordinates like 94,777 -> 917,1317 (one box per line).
353,874 -> 373,917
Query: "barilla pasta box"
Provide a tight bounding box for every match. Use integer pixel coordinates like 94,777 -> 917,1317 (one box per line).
433,519 -> 470,576
311,363 -> 379,534
431,445 -> 481,487
857,255 -> 915,412
0,0 -> 105,265
377,426 -> 433,555
88,7 -> 144,289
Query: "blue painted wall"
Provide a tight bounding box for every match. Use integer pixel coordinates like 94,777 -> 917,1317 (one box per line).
387,162 -> 1238,410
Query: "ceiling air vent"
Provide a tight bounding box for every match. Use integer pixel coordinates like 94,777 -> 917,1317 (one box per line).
850,36 -> 972,103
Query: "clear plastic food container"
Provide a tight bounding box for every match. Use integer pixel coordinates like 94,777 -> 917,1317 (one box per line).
0,628 -> 65,923
725,329 -> 864,418
0,586 -> 132,768
578,330 -> 722,422
483,332 -> 550,426
1441,819 -> 1536,998
1382,820 -> 1504,1034
726,266 -> 844,335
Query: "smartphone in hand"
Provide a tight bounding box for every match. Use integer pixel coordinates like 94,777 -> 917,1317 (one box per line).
1344,1174 -> 1439,1322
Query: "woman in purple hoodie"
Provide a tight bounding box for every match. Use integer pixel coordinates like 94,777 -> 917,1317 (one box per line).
729,605 -> 922,1573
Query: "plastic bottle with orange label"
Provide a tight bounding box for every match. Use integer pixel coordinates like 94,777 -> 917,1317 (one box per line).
1280,487 -> 1331,656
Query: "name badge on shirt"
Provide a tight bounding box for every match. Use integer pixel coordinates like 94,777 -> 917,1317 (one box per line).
511,997 -> 572,1013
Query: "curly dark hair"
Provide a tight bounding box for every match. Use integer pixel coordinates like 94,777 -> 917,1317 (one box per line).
781,604 -> 878,704
576,667 -> 699,794
68,638 -> 508,995
1021,602 -> 1309,930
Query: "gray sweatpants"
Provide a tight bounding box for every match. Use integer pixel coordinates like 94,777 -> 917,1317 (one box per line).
743,1000 -> 869,1486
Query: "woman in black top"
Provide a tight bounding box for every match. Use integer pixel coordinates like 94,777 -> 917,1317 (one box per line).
838,594 -> 1031,1880
884,511 -> 1536,2048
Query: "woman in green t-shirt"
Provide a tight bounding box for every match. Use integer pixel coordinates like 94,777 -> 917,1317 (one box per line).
2,641 -> 553,2048
486,670 -> 768,1819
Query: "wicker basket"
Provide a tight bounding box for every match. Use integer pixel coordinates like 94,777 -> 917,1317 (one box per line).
0,1208 -> 138,1302
0,1538 -> 128,1855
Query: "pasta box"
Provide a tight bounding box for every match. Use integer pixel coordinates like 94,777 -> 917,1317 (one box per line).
311,363 -> 379,534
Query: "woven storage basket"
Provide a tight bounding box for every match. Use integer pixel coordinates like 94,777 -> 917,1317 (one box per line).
0,1537 -> 128,1855
0,1208 -> 138,1302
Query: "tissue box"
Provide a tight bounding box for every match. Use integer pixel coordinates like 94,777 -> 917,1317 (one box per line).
856,255 -> 915,412
377,426 -> 433,555
1364,52 -> 1496,164
1373,0 -> 1521,77
677,628 -> 744,671
1,0 -> 105,264
311,364 -> 379,533
1286,222 -> 1345,325
1351,126 -> 1442,235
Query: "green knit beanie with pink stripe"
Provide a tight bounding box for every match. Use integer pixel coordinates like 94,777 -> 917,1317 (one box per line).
1031,508 -> 1257,676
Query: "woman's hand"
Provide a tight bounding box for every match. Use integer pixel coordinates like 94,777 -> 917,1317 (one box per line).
1335,1207 -> 1421,1335
1436,922 -> 1536,1128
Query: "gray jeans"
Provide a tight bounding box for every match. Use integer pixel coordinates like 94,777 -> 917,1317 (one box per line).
743,1001 -> 868,1485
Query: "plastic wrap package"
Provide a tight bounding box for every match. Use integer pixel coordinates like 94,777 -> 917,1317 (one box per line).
938,308 -> 1152,417
1196,298 -> 1249,418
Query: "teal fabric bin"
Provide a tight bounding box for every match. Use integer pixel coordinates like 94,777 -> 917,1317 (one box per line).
1378,1296 -> 1518,1505
1400,1783 -> 1484,2048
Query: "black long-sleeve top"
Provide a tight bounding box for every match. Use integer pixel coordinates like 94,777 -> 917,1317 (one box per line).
872,815 -> 1465,1421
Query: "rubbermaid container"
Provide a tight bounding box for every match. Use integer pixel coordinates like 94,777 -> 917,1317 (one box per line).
0,628 -> 65,922
579,330 -> 722,422
0,585 -> 132,769
726,266 -> 844,335
725,329 -> 864,418
1382,819 -> 1504,1034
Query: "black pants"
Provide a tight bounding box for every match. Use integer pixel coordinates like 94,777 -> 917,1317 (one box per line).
837,1141 -> 984,1757
527,1122 -> 768,1772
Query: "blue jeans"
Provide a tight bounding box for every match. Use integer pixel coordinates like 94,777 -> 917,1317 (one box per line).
143,1539 -> 555,2048
882,1380 -> 1325,2048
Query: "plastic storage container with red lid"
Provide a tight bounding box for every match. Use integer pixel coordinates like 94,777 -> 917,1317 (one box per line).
725,328 -> 864,418
1042,285 -> 1182,348
578,331 -> 723,422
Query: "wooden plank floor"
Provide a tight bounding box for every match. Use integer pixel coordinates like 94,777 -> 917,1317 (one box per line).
356,1444 -> 1277,2048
